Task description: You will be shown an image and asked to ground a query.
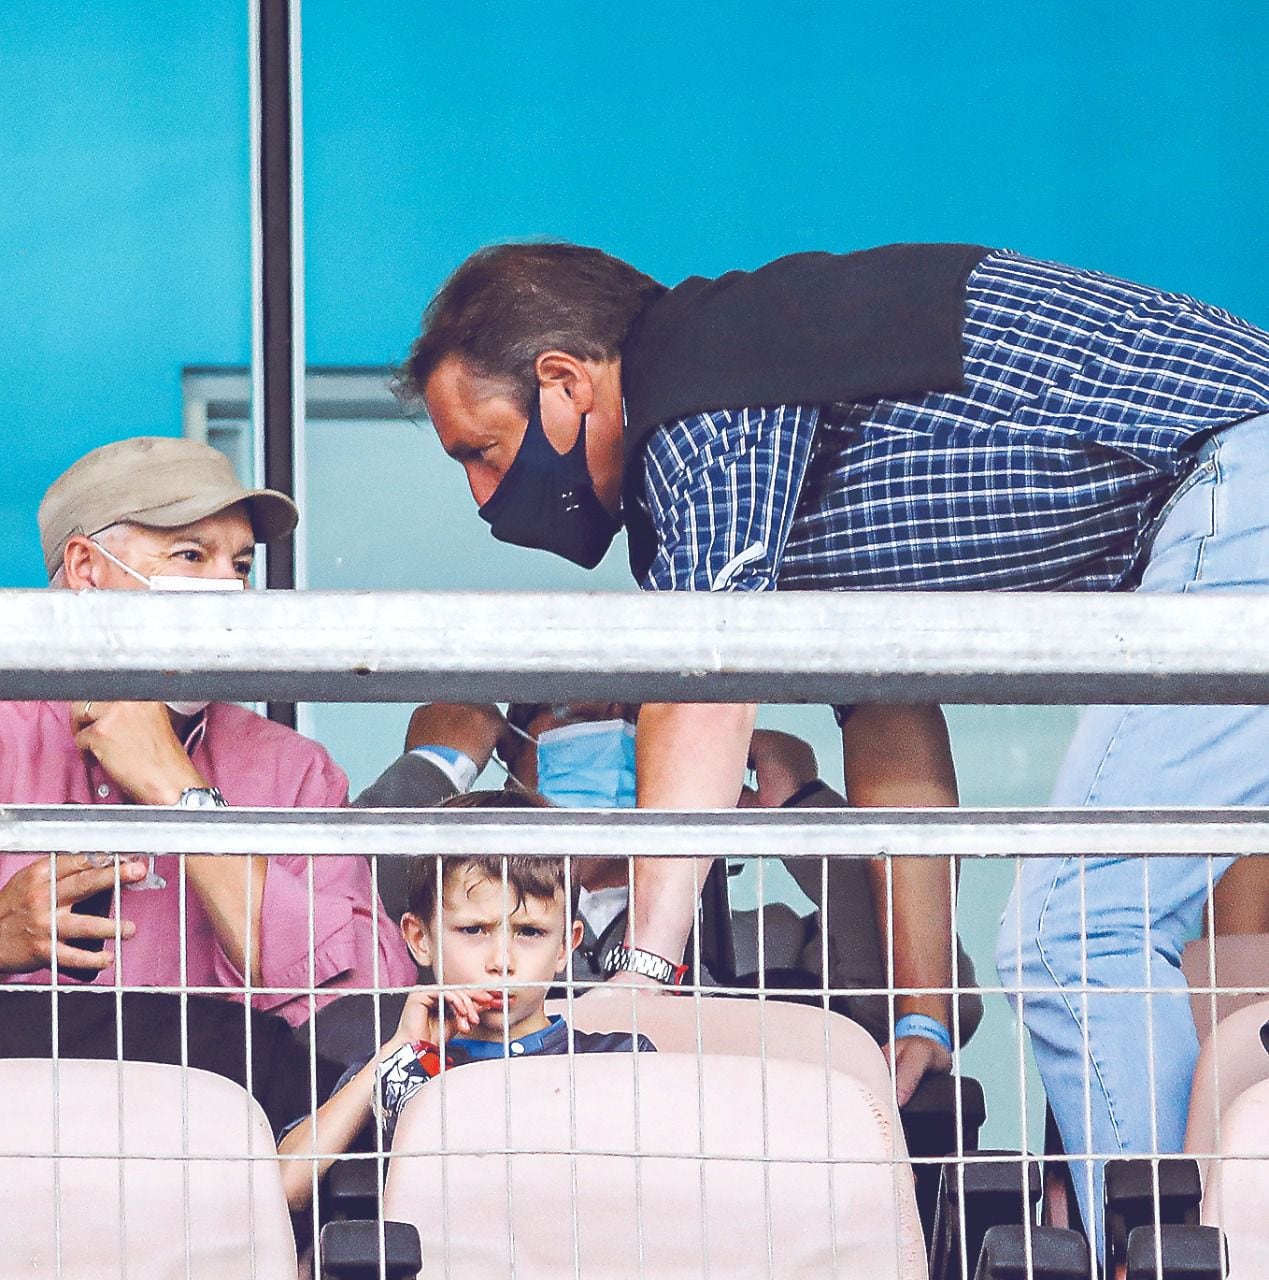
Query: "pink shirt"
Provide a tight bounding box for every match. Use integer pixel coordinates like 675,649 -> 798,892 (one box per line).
0,701 -> 415,1024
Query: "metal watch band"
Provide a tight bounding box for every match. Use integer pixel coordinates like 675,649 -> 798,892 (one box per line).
601,944 -> 688,986
177,786 -> 228,809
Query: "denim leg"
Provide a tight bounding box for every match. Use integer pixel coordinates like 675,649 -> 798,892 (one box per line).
997,412 -> 1269,1257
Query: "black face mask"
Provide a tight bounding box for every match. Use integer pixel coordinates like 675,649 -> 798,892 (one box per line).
477,393 -> 620,570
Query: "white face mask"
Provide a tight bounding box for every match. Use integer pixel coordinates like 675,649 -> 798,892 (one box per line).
90,537 -> 245,716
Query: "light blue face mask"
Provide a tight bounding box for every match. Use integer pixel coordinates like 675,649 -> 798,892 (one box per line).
535,719 -> 637,809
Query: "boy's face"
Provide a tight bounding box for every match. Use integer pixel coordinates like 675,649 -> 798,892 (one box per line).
402,867 -> 581,1043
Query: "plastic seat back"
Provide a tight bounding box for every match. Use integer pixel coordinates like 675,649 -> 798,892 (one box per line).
0,1058 -> 297,1280
1182,934 -> 1269,1042
1199,1076 -> 1269,1279
546,986 -> 895,1105
1184,997 -> 1269,1183
384,1051 -> 926,1279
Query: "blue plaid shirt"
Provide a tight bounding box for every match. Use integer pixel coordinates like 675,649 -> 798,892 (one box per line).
637,251 -> 1269,594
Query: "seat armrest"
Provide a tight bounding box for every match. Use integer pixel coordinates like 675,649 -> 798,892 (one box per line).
1104,1157 -> 1202,1276
902,1073 -> 987,1154
319,1219 -> 421,1280
929,1152 -> 1041,1280
324,1156 -> 386,1221
972,1224 -> 1090,1279
1125,1224 -> 1229,1280
902,1074 -> 988,1250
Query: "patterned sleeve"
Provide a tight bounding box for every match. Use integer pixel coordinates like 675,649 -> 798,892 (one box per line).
638,405 -> 820,592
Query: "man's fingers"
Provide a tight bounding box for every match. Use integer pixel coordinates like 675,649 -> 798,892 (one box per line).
51,941 -> 115,973
55,861 -> 145,906
891,1037 -> 952,1107
54,909 -> 135,942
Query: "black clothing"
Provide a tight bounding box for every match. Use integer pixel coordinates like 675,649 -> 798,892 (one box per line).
619,242 -> 990,579
0,988 -> 342,1139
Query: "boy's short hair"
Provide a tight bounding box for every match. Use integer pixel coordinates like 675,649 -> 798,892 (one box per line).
405,789 -> 582,924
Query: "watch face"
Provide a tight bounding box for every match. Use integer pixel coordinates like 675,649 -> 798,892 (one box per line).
180,787 -> 226,809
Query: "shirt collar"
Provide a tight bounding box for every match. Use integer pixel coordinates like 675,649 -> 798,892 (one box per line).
450,1013 -> 566,1060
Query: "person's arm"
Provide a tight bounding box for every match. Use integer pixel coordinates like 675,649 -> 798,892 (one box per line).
842,703 -> 959,1104
624,703 -> 756,975
354,704 -> 505,808
70,700 -> 266,981
231,753 -> 417,1020
278,986 -> 492,1211
623,407 -> 820,980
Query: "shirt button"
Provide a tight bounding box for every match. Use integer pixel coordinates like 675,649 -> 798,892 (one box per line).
510,1042 -> 525,1055
96,785 -> 110,799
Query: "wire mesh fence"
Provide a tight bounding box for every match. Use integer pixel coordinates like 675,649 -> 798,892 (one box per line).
0,588 -> 1265,1278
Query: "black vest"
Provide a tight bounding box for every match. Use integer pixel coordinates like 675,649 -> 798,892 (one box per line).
619,242 -> 991,580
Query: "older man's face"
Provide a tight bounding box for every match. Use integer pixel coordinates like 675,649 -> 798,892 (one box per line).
90,504 -> 255,590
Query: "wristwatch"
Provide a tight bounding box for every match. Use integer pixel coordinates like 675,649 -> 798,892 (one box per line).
177,786 -> 228,809
602,944 -> 688,987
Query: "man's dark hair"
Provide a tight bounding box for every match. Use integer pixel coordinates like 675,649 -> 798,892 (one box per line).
397,242 -> 666,412
405,788 -> 582,922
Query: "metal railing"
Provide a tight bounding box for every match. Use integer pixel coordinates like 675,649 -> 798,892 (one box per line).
2,586 -> 1265,1280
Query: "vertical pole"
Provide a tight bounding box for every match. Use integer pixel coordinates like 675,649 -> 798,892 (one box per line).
251,0 -> 305,729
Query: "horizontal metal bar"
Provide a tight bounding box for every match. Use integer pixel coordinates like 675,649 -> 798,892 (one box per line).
3,588 -> 1269,704
2,805 -> 1267,859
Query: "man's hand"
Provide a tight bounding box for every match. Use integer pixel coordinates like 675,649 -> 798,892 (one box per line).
885,1034 -> 954,1108
70,701 -> 205,806
405,703 -> 506,769
389,985 -> 499,1049
0,854 -> 145,974
740,729 -> 818,808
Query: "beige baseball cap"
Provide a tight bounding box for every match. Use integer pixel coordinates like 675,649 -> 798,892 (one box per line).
38,436 -> 299,579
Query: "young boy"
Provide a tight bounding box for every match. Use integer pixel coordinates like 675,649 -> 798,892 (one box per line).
279,791 -> 653,1212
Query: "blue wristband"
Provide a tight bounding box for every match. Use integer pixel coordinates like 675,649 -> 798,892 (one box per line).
893,1013 -> 952,1053
409,745 -> 478,792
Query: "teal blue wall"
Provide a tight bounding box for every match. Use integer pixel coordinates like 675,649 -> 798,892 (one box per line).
4,1 -> 1267,1147
0,3 -> 250,583
302,1 -> 1269,359
4,1 -> 1266,578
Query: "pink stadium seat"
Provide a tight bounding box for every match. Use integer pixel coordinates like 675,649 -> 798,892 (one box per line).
383,1052 -> 926,1279
1199,1076 -> 1269,1280
0,1058 -> 297,1279
1181,933 -> 1269,1042
1184,996 -> 1269,1183
547,986 -> 895,1106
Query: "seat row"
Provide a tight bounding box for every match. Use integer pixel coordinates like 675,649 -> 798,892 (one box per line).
4,975 -> 1269,1278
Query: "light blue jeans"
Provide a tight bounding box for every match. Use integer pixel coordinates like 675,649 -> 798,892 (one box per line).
996,412 -> 1269,1257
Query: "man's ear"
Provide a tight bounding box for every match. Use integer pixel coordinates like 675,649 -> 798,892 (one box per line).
62,535 -> 100,589
535,351 -> 595,411
400,912 -> 433,969
535,351 -> 597,455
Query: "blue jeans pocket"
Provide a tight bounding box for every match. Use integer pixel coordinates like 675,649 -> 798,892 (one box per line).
1138,457 -> 1217,593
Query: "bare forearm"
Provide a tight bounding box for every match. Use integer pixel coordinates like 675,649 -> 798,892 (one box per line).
278,1053 -> 386,1212
867,857 -> 954,1024
628,702 -> 756,961
184,855 -> 267,984
844,703 -> 959,1026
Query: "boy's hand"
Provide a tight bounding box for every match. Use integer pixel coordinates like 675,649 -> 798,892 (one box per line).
391,986 -> 499,1048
